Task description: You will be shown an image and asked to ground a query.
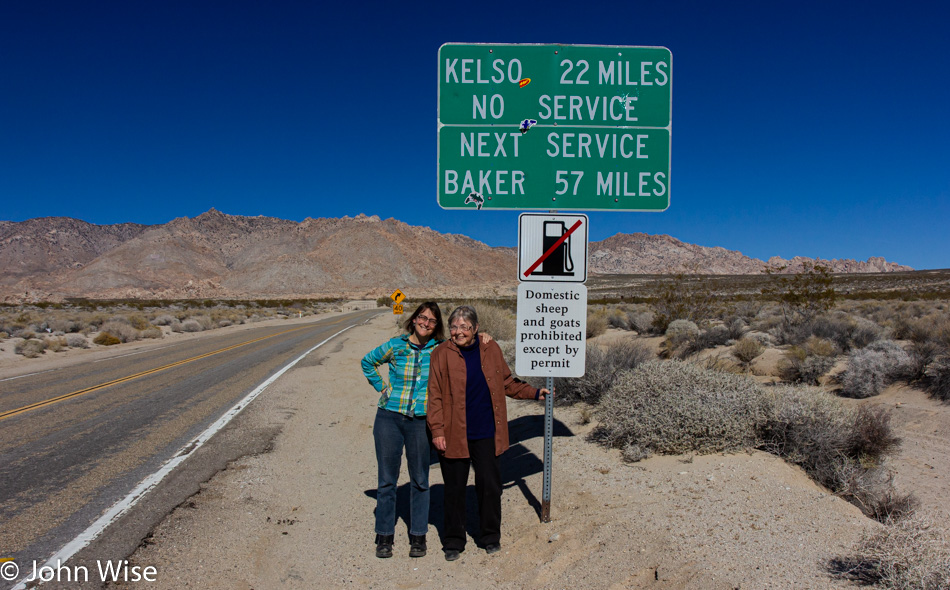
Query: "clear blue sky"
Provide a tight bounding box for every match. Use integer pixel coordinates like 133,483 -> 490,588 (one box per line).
2,1 -> 948,269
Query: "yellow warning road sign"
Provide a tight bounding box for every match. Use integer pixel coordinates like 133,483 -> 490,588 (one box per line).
390,289 -> 405,303
393,303 -> 404,315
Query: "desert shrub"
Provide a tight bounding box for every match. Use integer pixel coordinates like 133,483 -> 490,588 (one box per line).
924,356 -> 950,402
606,308 -> 629,330
692,325 -> 731,350
128,314 -> 151,330
475,303 -> 516,342
554,339 -> 653,406
905,341 -> 941,381
759,386 -> 905,520
733,337 -> 765,364
667,324 -> 734,360
842,514 -> 950,590
626,310 -> 654,334
190,315 -> 214,330
141,326 -> 163,339
15,328 -> 37,340
759,385 -> 850,485
726,318 -> 748,341
0,331 -> 8,339
761,262 -> 836,328
99,321 -> 140,343
14,338 -> 48,358
839,340 -> 912,398
777,336 -> 838,384
586,310 -> 608,339
152,314 -> 176,326
649,274 -> 716,334
46,336 -> 67,352
65,333 -> 90,349
93,332 -> 121,346
848,405 -> 903,464
894,314 -> 950,345
779,354 -> 835,385
691,353 -> 745,375
660,319 -> 700,358
594,360 -> 766,457
834,463 -> 918,522
217,319 -> 233,328
849,317 -> 884,349
180,319 -> 204,333
622,443 -> 653,463
808,315 -> 851,347
47,318 -> 80,333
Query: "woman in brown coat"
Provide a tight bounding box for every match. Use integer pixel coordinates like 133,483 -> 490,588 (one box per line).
426,305 -> 549,561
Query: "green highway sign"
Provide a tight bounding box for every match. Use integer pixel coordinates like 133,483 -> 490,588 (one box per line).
438,43 -> 671,211
438,126 -> 669,211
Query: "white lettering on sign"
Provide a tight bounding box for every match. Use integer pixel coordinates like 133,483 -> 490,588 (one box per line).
537,95 -> 637,123
459,132 -> 521,157
597,60 -> 670,86
545,132 -> 649,159
445,58 -> 523,83
472,94 -> 505,119
596,171 -> 668,197
443,170 -> 526,195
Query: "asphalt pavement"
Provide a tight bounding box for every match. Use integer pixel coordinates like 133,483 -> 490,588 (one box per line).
0,309 -> 381,588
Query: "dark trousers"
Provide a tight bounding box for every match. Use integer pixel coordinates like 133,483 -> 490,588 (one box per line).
438,437 -> 501,550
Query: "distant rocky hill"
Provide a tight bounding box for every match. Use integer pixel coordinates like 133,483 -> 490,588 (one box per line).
589,233 -> 911,275
0,210 -> 912,302
0,217 -> 149,286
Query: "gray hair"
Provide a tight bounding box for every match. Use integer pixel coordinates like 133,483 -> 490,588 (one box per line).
447,305 -> 478,329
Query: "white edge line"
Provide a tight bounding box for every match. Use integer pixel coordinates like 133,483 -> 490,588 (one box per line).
0,370 -> 57,383
13,321 -> 363,590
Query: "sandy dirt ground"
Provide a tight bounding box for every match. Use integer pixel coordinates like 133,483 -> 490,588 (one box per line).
7,316 -> 948,589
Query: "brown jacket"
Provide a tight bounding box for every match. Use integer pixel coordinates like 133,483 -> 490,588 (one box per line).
427,338 -> 539,459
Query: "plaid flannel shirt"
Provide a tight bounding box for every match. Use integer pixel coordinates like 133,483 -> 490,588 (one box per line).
361,334 -> 439,417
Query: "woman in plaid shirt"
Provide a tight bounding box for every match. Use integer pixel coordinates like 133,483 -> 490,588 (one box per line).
361,302 -> 490,559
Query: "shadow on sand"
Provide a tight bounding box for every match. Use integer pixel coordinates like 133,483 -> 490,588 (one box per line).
363,413 -> 575,548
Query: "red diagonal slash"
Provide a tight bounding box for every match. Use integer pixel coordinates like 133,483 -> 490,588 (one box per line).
523,219 -> 583,278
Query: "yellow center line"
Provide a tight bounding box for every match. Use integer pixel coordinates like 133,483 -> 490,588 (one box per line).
0,325 -> 315,422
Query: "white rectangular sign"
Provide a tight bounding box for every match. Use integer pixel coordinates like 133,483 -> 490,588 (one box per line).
518,213 -> 588,283
516,283 -> 587,377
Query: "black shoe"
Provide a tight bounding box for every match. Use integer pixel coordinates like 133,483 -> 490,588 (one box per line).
485,542 -> 501,555
443,549 -> 461,561
375,534 -> 394,559
409,534 -> 427,558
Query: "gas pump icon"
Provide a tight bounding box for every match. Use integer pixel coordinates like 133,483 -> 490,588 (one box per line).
534,221 -> 575,277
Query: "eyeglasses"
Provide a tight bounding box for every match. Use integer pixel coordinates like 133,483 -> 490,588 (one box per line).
416,316 -> 438,327
449,324 -> 474,333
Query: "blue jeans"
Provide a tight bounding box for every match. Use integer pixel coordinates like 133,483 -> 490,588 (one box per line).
373,408 -> 430,536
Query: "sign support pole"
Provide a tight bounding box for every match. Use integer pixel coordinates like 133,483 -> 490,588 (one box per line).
541,375 -> 554,522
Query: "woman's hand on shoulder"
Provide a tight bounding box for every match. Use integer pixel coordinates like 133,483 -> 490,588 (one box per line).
478,332 -> 493,344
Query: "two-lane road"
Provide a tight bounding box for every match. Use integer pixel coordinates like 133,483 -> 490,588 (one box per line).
0,309 -> 381,577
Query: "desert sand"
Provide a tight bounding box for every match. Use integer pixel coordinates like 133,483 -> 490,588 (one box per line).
90,314 -> 944,590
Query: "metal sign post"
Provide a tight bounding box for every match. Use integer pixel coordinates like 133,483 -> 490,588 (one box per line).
541,375 -> 555,522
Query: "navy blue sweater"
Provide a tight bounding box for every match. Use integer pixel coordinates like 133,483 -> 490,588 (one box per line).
460,342 -> 495,440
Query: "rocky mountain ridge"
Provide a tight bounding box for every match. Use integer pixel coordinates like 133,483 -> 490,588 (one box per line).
0,210 -> 913,302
